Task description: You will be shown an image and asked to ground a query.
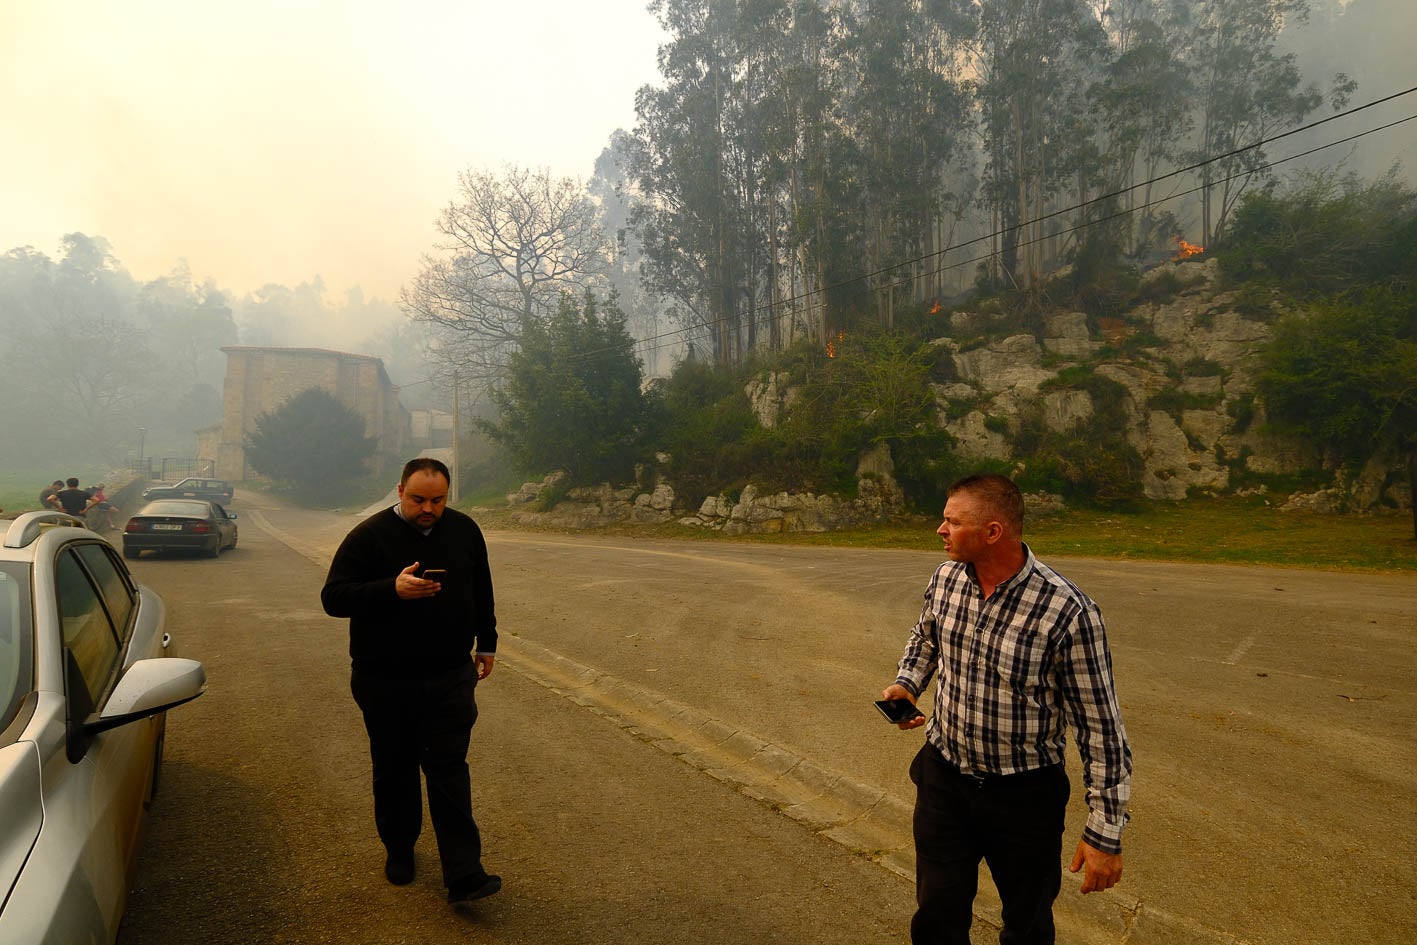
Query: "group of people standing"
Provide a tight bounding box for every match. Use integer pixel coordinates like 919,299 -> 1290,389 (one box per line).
39,477 -> 118,528
320,460 -> 1130,943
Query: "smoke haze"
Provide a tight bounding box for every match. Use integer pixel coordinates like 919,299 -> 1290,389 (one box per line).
0,0 -> 667,308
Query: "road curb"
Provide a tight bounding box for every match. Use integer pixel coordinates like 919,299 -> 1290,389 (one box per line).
497,634 -> 917,865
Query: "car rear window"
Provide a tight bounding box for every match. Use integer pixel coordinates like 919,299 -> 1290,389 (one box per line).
141,500 -> 211,517
0,563 -> 33,736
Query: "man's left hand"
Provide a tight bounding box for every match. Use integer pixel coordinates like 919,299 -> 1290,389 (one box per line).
475,654 -> 495,680
1069,840 -> 1122,893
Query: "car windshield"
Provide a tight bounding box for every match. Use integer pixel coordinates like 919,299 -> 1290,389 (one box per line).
140,500 -> 211,517
0,563 -> 33,735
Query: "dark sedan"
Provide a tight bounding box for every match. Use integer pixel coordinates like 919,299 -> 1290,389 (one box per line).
122,500 -> 238,559
140,478 -> 235,503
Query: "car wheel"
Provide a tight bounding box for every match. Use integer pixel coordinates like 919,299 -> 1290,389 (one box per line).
207,538 -> 221,558
124,547 -> 140,560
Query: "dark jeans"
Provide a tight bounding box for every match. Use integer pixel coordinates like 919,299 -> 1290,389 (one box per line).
909,743 -> 1070,945
351,661 -> 486,888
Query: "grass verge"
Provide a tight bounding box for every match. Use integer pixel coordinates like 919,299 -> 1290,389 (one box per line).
467,496 -> 1416,574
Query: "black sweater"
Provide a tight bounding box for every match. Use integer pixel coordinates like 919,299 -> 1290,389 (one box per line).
320,506 -> 498,679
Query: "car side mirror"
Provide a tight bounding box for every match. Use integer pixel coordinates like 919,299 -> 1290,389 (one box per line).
98,658 -> 206,726
227,512 -> 238,520
67,657 -> 206,762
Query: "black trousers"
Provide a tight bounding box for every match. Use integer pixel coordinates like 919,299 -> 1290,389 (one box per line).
351,661 -> 486,888
910,743 -> 1070,945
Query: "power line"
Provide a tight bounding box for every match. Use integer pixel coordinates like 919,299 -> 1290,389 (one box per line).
587,90 -> 1417,364
883,111 -> 1417,301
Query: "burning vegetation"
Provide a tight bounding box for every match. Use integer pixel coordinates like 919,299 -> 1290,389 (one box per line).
1173,235 -> 1205,259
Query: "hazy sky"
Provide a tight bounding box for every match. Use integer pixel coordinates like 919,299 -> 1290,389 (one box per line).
1,1 -> 667,302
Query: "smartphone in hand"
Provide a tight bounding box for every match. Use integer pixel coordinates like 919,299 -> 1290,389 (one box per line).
422,568 -> 447,581
874,698 -> 924,724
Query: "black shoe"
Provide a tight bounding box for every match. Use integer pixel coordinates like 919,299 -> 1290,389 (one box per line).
384,851 -> 415,886
448,873 -> 501,909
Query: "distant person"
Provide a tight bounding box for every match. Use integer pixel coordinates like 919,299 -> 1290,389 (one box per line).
50,478 -> 94,517
87,482 -> 118,529
320,457 -> 502,912
40,480 -> 64,509
882,473 -> 1131,945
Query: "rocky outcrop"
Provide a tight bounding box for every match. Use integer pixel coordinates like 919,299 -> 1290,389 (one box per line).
927,258 -> 1382,503
506,257 -> 1405,524
745,371 -> 798,429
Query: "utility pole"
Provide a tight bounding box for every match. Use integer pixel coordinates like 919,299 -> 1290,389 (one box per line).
451,371 -> 461,504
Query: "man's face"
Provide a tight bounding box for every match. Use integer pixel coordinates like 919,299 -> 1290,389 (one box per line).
936,492 -> 989,563
397,469 -> 448,528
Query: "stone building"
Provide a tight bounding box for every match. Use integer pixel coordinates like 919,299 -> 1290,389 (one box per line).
203,346 -> 410,481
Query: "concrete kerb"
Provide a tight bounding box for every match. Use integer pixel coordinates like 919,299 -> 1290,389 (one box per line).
499,633 -> 916,866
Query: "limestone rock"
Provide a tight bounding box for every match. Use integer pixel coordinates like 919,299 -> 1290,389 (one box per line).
953,334 -> 1053,394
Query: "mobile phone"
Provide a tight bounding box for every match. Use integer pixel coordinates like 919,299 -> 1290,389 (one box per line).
874,698 -> 924,724
422,569 -> 447,580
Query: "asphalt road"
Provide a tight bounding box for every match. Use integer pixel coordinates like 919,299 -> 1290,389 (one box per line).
118,494 -> 1417,944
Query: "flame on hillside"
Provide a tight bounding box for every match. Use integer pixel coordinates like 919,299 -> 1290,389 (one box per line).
1173,235 -> 1204,259
825,330 -> 846,358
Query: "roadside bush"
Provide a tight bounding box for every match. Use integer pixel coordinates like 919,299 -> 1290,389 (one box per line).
648,359 -> 763,509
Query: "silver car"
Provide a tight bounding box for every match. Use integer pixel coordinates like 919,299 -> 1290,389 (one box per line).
0,511 -> 205,943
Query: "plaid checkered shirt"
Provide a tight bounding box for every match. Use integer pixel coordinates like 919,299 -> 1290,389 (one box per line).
894,544 -> 1132,853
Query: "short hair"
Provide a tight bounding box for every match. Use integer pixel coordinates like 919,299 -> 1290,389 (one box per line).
947,473 -> 1024,535
66,477 -> 79,488
52,480 -> 64,488
400,457 -> 451,487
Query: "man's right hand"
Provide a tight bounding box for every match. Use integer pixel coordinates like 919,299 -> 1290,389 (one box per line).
395,561 -> 442,599
881,683 -> 927,730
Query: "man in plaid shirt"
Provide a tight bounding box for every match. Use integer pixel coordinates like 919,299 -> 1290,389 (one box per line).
882,474 -> 1131,945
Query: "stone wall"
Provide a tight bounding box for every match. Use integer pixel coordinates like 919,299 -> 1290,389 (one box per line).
504,445 -> 909,534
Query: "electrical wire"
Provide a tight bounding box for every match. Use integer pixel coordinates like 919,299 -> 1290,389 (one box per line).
574,87 -> 1417,363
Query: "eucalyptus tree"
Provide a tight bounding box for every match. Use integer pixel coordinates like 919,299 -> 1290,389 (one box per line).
1175,0 -> 1328,246
401,164 -> 610,386
633,0 -> 746,366
972,0 -> 1110,288
1085,0 -> 1195,258
759,0 -> 851,350
838,0 -> 974,324
589,131 -> 674,377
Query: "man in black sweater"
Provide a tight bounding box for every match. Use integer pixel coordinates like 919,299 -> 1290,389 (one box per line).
321,457 -> 501,910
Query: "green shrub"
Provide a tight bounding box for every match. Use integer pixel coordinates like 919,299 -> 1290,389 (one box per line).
1215,169 -> 1417,299
1226,394 -> 1256,434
